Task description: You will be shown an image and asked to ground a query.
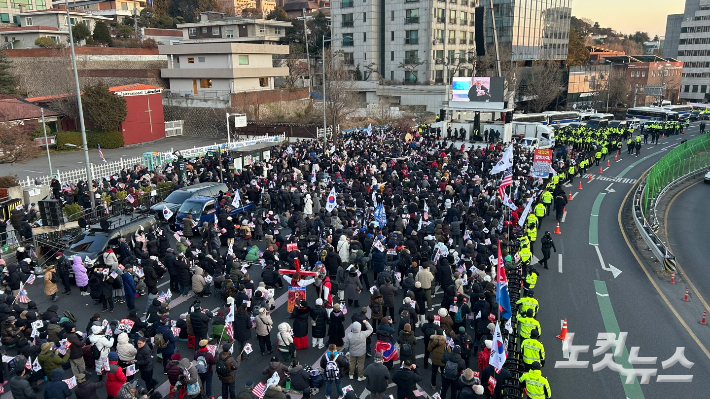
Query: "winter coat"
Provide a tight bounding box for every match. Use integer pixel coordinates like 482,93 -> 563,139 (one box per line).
341,321 -> 373,357
328,311 -> 346,339
136,343 -> 154,372
192,267 -> 207,293
397,330 -> 418,363
179,358 -> 200,398
337,237 -> 350,263
369,294 -> 384,320
427,334 -> 449,367
74,380 -> 105,399
263,385 -> 287,399
166,360 -> 182,386
177,258 -> 191,286
72,257 -> 89,287
233,311 -> 252,342
262,360 -> 289,387
477,348 -> 491,373
194,347 -> 216,373
65,330 -> 85,360
10,375 -> 36,399
378,283 -> 398,308
371,250 -> 386,273
156,324 -> 178,355
255,312 -> 273,336
309,305 -> 328,338
43,369 -> 72,399
190,308 -> 212,338
245,246 -> 260,261
288,364 -> 311,391
122,273 -> 136,297
116,333 -> 137,361
103,252 -> 119,268
217,352 -> 239,384
276,323 -> 293,352
392,367 -> 423,399
106,363 -> 126,397
363,361 -> 390,393
345,273 -> 361,301
43,265 -> 58,296
38,347 -> 69,377
291,305 -> 311,338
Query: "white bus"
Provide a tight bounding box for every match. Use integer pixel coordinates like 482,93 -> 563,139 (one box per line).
542,111 -> 581,126
513,113 -> 547,124
663,105 -> 693,116
588,113 -> 615,121
625,107 -> 678,121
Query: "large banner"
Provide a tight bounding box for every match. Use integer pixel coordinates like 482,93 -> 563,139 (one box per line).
531,149 -> 553,179
287,286 -> 306,313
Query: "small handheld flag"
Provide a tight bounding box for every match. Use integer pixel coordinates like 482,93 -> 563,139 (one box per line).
98,145 -> 107,162
163,206 -> 174,220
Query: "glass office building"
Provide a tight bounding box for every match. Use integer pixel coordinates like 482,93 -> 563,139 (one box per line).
486,0 -> 572,61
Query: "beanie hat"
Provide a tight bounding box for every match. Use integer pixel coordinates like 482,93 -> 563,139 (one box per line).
316,298 -> 323,306
109,352 -> 119,361
485,340 -> 492,350
223,343 -> 232,352
463,368 -> 474,380
245,381 -> 254,389
473,385 -> 484,395
459,326 -> 466,333
438,308 -> 448,317
374,352 -> 383,362
415,281 -> 421,288
404,323 -> 411,332
171,353 -> 182,360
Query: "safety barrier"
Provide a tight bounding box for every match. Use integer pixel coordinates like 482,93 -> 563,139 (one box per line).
501,263 -> 526,398
20,134 -> 286,188
633,134 -> 710,272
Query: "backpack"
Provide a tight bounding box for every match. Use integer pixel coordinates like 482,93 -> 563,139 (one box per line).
251,302 -> 262,317
216,358 -> 230,378
154,333 -> 168,349
458,336 -> 472,357
454,306 -> 464,323
196,356 -> 208,374
371,301 -> 382,316
50,272 -> 59,284
112,276 -> 122,289
91,344 -> 101,360
324,355 -> 340,380
443,359 -> 459,380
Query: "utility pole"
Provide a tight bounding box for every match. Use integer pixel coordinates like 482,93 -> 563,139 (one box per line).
322,35 -> 327,145
41,107 -> 52,176
303,8 -> 311,90
443,0 -> 449,104
66,0 -> 94,210
133,0 -> 139,39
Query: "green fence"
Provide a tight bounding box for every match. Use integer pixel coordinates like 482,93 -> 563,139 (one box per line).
643,134 -> 710,214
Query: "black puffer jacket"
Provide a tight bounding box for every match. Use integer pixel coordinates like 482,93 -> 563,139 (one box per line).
190,309 -> 212,338
309,305 -> 328,338
10,375 -> 36,399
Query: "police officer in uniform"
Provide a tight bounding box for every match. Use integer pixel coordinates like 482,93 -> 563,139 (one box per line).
539,231 -> 556,270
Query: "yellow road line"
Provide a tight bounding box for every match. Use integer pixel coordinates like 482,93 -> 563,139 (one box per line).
618,169 -> 710,360
663,179 -> 710,312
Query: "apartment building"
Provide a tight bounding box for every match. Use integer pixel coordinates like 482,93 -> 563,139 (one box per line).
666,0 -> 710,101
176,12 -> 291,44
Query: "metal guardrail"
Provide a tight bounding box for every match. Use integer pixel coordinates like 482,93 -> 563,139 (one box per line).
632,134 -> 710,272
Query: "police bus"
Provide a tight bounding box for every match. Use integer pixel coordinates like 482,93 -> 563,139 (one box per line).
662,105 -> 693,117
625,107 -> 678,121
513,113 -> 547,124
513,112 -> 580,126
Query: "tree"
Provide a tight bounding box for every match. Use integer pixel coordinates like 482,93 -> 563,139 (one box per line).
525,61 -> 564,112
115,24 -> 135,39
0,123 -> 41,164
92,21 -> 112,45
282,11 -> 330,59
398,57 -> 426,83
322,49 -> 358,143
241,7 -> 261,18
82,83 -> 127,132
0,51 -> 16,95
168,0 -> 217,23
566,27 -> 589,67
282,52 -> 308,89
71,22 -> 91,43
354,64 -> 363,81
629,31 -> 650,44
34,37 -> 58,48
266,7 -> 288,21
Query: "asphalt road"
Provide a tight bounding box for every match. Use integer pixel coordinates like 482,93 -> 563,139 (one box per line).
534,123 -> 710,399
7,136 -> 221,182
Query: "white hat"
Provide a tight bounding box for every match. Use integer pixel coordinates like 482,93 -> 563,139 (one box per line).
92,325 -> 103,335
316,298 -> 323,306
473,386 -> 484,395
438,308 -> 448,317
227,297 -> 234,305
485,340 -> 492,350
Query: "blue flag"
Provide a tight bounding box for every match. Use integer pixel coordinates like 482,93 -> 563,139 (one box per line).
496,240 -> 512,319
374,203 -> 386,227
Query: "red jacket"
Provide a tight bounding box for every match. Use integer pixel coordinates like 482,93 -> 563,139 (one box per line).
477,347 -> 491,373
106,361 -> 127,397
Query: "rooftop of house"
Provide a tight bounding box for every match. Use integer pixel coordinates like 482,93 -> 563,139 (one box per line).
0,26 -> 60,32
0,96 -> 60,122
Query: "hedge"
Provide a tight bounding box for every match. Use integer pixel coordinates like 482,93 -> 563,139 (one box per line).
56,131 -> 124,149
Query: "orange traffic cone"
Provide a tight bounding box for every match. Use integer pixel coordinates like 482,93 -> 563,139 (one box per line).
599,166 -> 603,174
614,153 -> 618,162
556,319 -> 568,340
578,181 -> 583,190
606,160 -> 610,167
568,192 -> 572,201
683,129 -> 686,135
588,174 -> 592,182
554,222 -> 561,234
662,133 -> 665,139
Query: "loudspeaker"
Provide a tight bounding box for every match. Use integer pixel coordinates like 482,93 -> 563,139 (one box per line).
39,199 -> 63,227
439,109 -> 446,122
474,112 -> 481,132
504,111 -> 513,124
475,7 -> 485,56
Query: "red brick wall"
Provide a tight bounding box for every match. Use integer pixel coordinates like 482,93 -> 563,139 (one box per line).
5,48 -> 160,57
79,69 -> 163,78
120,92 -> 166,145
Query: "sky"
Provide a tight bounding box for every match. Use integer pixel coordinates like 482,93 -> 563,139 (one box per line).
573,0 -> 686,38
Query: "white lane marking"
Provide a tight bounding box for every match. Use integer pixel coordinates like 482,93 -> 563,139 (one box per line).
572,192 -> 579,199
603,167 -> 610,171
561,212 -> 567,223
596,293 -> 609,297
558,254 -> 563,274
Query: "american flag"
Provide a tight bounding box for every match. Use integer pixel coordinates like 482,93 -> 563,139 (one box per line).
252,382 -> 267,399
25,274 -> 35,285
225,321 -> 233,340
126,194 -> 135,204
98,145 -> 107,162
17,282 -> 29,303
498,170 -> 513,200
157,292 -> 167,303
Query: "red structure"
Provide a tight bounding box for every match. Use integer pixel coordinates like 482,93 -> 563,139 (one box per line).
109,84 -> 165,146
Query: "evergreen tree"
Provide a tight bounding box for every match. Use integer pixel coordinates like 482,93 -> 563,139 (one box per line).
0,51 -> 16,95
92,21 -> 112,45
83,83 -> 127,132
71,22 -> 91,43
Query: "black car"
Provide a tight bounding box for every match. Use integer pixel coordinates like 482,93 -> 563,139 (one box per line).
63,215 -> 158,267
150,182 -> 228,225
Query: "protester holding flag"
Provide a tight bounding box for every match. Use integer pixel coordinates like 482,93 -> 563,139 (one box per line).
255,307 -> 274,356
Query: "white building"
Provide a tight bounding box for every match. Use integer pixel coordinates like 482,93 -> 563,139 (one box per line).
176,12 -> 291,44
331,0 -> 479,84
671,0 -> 710,101
0,9 -> 111,49
159,42 -> 289,97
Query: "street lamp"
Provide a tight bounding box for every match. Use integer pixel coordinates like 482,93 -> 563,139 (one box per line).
322,35 -> 332,146
65,0 -> 94,210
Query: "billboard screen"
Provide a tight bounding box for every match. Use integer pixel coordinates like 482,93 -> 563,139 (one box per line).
451,77 -> 505,103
